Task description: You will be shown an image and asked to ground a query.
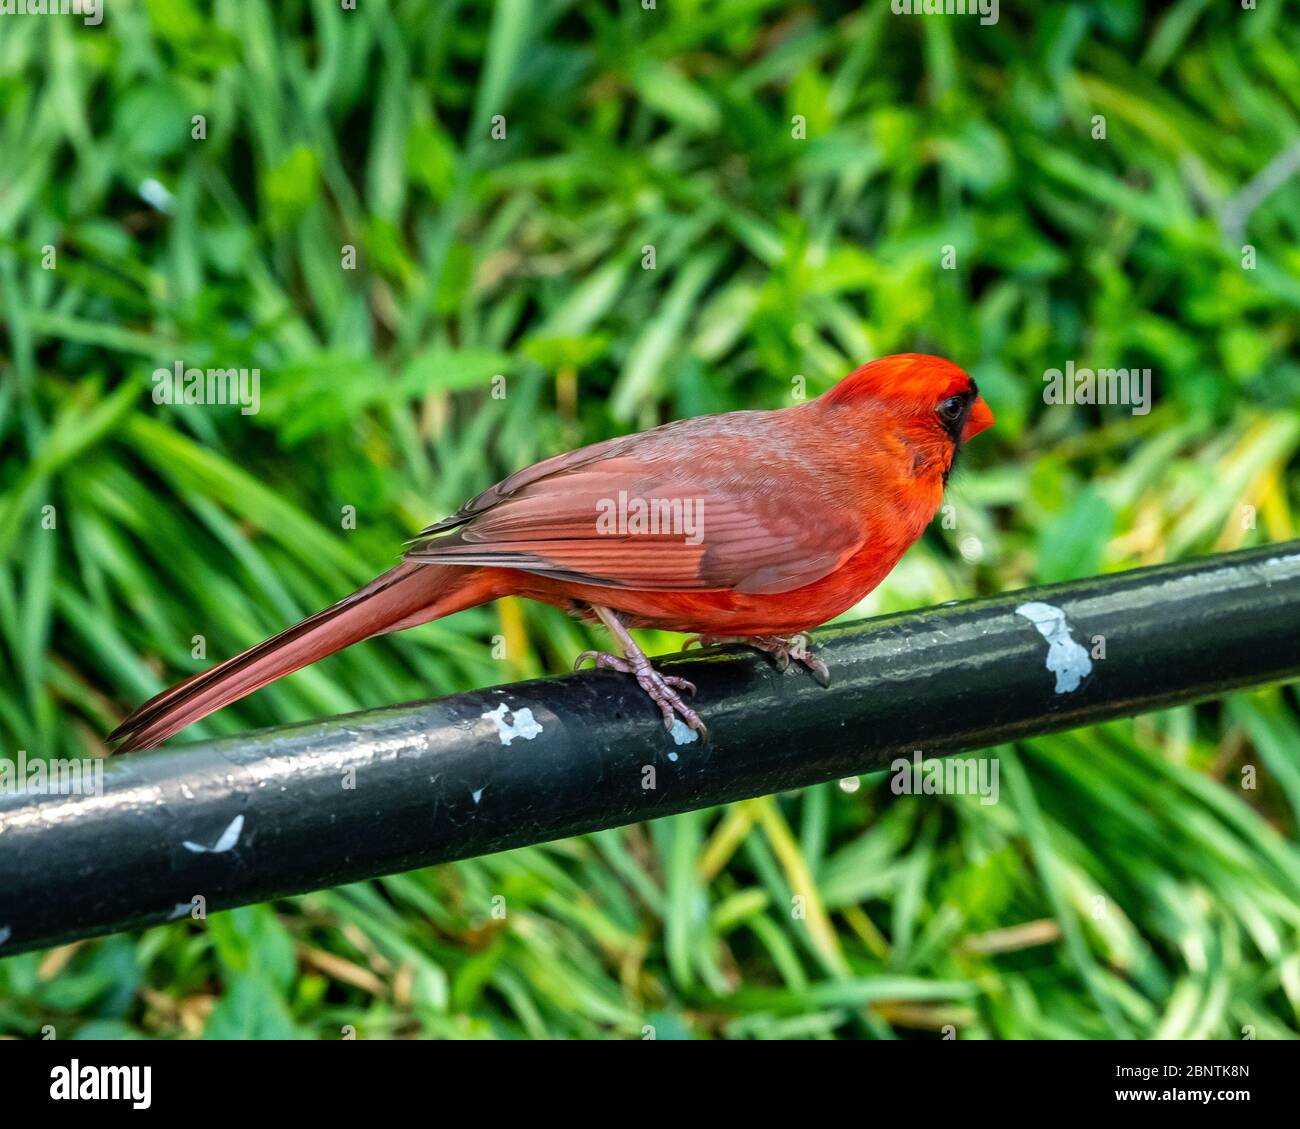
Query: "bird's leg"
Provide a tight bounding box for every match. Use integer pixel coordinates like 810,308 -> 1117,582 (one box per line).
682,632 -> 831,687
575,605 -> 708,739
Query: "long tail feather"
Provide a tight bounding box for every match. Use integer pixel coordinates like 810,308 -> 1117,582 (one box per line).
110,563 -> 499,752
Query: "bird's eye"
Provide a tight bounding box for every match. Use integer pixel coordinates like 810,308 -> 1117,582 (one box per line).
936,395 -> 965,423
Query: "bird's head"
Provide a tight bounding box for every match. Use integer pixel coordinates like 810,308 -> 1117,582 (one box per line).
823,353 -> 994,445
820,354 -> 994,488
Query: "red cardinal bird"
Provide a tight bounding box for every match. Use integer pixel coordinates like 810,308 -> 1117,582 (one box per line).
111,353 -> 993,751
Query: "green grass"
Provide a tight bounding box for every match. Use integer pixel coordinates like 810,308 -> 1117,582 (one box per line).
1,0 -> 1298,1039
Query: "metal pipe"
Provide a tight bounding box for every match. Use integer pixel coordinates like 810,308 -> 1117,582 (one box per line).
2,542 -> 1298,957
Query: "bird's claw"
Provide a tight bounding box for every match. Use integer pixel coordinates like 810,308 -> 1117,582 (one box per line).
782,634 -> 831,687
575,650 -> 707,740
680,633 -> 830,687
806,657 -> 831,687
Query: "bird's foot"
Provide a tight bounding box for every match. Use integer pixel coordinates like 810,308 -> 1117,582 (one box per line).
575,650 -> 708,740
683,632 -> 831,687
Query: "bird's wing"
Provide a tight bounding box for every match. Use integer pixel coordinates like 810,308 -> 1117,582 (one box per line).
405,423 -> 865,594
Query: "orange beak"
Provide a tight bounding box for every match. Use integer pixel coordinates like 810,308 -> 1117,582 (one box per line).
961,396 -> 994,441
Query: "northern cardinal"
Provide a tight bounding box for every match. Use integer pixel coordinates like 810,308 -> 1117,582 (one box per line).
111,353 -> 993,751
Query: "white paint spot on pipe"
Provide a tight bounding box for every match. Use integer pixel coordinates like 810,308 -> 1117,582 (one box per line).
183,813 -> 244,854
482,703 -> 542,746
669,718 -> 699,747
1261,551 -> 1300,584
0,925 -> 11,947
1015,601 -> 1093,693
169,902 -> 194,921
471,788 -> 484,804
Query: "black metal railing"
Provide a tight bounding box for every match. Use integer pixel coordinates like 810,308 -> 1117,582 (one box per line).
1,542 -> 1298,957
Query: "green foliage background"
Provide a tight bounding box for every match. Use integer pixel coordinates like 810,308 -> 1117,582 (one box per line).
2,0 -> 1299,1039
